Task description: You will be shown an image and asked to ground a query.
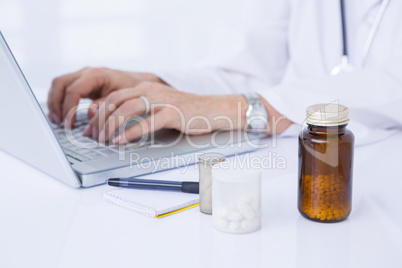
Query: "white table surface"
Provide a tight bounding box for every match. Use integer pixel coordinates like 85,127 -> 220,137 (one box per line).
1,91 -> 402,268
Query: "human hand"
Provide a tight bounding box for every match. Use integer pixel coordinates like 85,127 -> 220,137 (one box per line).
84,82 -> 250,144
47,67 -> 164,128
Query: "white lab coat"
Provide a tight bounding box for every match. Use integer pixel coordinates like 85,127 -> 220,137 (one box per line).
156,0 -> 402,139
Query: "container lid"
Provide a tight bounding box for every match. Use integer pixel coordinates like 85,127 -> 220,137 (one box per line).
198,152 -> 226,165
306,103 -> 349,126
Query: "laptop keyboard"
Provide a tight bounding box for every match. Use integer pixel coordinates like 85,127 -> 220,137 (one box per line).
49,112 -> 155,162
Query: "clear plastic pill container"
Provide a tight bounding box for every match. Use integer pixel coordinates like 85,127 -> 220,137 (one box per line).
212,160 -> 261,234
199,153 -> 226,214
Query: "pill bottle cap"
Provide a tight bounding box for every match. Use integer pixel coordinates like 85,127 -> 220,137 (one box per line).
306,103 -> 349,126
199,153 -> 226,165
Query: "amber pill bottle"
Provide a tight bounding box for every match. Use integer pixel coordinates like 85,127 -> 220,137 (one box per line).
298,103 -> 354,223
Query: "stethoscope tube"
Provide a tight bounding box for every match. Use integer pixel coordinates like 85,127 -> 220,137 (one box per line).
340,0 -> 348,58
332,0 -> 390,75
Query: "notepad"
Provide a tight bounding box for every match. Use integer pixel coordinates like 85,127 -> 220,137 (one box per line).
104,189 -> 199,218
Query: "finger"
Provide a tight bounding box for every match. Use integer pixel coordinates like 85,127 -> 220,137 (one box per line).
92,82 -> 159,131
62,72 -> 105,128
88,96 -> 107,119
86,81 -> 158,139
96,88 -> 148,136
47,71 -> 82,123
90,88 -> 142,140
99,98 -> 147,143
83,100 -> 102,137
83,122 -> 92,137
115,81 -> 156,99
113,111 -> 165,144
63,92 -> 81,129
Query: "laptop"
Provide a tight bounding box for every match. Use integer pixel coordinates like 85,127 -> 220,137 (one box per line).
0,31 -> 259,188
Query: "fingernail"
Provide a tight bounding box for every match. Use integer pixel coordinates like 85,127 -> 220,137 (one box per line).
53,114 -> 61,124
47,113 -> 54,122
113,135 -> 122,144
48,112 -> 59,124
92,126 -> 99,140
89,106 -> 98,116
83,124 -> 91,136
64,119 -> 70,129
99,130 -> 105,142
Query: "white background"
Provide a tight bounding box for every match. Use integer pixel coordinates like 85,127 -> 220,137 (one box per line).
0,0 -> 241,90
1,2 -> 402,268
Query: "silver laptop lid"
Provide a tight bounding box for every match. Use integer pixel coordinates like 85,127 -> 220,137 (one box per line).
0,31 -> 81,188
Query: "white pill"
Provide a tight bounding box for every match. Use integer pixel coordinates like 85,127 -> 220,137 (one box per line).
241,218 -> 260,230
229,220 -> 240,231
237,201 -> 255,220
227,210 -> 243,221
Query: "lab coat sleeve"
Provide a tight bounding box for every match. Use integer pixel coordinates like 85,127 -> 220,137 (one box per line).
260,57 -> 402,129
155,0 -> 290,96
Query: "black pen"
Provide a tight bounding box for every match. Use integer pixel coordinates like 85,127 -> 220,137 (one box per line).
106,178 -> 199,194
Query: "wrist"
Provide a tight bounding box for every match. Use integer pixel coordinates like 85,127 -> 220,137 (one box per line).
208,95 -> 248,131
220,93 -> 293,135
259,96 -> 293,135
243,93 -> 269,133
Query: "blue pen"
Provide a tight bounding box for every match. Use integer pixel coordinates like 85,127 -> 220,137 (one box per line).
106,178 -> 199,194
